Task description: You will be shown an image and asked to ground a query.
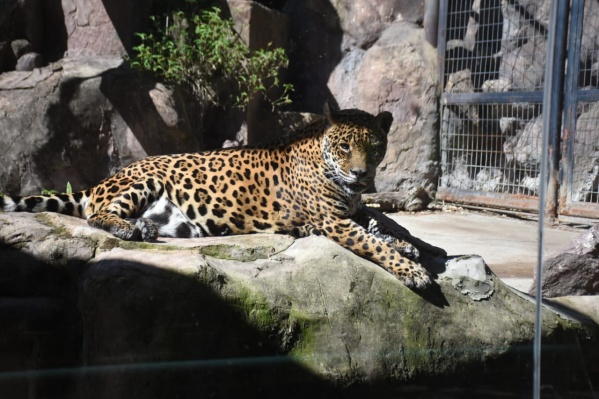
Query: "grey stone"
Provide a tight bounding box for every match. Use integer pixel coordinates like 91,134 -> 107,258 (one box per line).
0,297 -> 80,398
0,41 -> 16,71
549,296 -> 599,325
362,188 -> 433,213
0,57 -> 199,195
531,224 -> 599,297
0,211 -> 597,397
328,22 -> 439,196
0,66 -> 54,89
441,255 -> 494,300
572,102 -> 599,202
562,223 -> 599,256
282,0 -> 343,112
228,0 -> 289,51
18,0 -> 44,52
10,39 -> 32,58
15,52 -> 43,71
228,0 -> 292,145
330,0 -> 421,50
62,0 -> 152,57
532,253 -> 599,298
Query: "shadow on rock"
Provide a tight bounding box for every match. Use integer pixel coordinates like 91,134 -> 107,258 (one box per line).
0,246 -> 335,399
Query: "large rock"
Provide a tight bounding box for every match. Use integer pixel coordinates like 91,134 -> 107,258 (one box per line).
531,224 -> 599,297
0,211 -> 597,398
62,0 -> 152,57
330,0 -> 423,50
227,0 -> 292,145
282,0 -> 424,112
0,0 -> 153,68
572,102 -> 599,202
328,22 -> 439,198
0,57 -> 199,196
281,0 -> 343,112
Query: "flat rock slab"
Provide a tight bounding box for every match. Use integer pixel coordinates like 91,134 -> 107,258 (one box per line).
0,212 -> 598,398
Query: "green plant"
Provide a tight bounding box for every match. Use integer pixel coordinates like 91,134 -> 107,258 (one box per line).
129,6 -> 293,109
41,182 -> 72,195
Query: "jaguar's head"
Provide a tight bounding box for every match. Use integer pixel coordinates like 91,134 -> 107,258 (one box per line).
321,102 -> 392,194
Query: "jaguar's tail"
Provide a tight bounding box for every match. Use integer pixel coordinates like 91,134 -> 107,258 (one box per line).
0,190 -> 90,218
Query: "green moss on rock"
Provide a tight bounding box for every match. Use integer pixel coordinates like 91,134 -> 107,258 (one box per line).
34,213 -> 72,238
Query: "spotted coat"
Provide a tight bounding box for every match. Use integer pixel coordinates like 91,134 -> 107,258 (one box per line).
0,104 -> 432,288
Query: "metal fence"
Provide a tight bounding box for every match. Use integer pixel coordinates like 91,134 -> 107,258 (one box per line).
437,0 -> 599,221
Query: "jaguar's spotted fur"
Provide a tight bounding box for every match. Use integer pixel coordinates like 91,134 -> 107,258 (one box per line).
0,103 -> 438,288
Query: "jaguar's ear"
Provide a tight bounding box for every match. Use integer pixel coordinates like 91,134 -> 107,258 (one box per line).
375,111 -> 393,134
323,101 -> 339,127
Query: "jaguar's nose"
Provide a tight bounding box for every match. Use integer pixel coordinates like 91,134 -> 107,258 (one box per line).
350,168 -> 368,180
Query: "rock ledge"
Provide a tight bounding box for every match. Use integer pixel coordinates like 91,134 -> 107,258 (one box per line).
0,212 -> 597,398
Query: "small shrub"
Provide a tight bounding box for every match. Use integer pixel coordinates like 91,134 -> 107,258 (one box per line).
129,6 -> 293,109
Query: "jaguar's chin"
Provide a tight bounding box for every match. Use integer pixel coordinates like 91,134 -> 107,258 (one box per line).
344,180 -> 372,194
347,182 -> 367,192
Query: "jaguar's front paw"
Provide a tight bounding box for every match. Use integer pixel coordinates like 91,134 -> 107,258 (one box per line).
393,240 -> 420,261
391,262 -> 431,289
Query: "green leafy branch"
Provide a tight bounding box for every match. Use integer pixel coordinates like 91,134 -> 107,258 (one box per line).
128,7 -> 293,109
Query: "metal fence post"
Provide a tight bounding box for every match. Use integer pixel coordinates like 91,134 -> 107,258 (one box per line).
544,0 -> 570,221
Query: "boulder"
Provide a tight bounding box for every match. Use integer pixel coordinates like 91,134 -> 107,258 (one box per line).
227,0 -> 291,145
10,39 -> 32,59
531,224 -> 599,297
15,52 -> 43,71
0,57 -> 199,196
0,41 -> 13,71
572,102 -> 599,202
329,0 -> 423,50
17,0 -> 44,52
62,0 -> 152,57
281,0 -> 423,113
362,188 -> 433,212
328,22 -> 439,197
281,0 -> 343,112
0,211 -> 597,398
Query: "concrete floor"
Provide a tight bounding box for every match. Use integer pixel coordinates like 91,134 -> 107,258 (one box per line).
388,210 -> 583,292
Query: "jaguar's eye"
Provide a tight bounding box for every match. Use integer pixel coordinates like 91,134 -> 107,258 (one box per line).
340,143 -> 350,153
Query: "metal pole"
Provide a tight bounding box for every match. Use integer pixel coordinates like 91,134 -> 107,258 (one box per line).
544,0 -> 570,221
424,0 -> 439,47
535,0 -> 565,397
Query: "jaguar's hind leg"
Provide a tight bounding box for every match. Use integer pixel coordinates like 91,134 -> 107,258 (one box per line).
87,178 -> 162,241
88,213 -> 158,241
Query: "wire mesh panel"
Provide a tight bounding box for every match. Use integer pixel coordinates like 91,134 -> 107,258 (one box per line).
443,0 -> 549,92
438,0 -> 550,211
439,0 -> 599,218
440,102 -> 543,198
561,0 -> 599,217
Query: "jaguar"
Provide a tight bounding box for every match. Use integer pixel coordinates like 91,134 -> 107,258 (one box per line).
0,103 -> 438,288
